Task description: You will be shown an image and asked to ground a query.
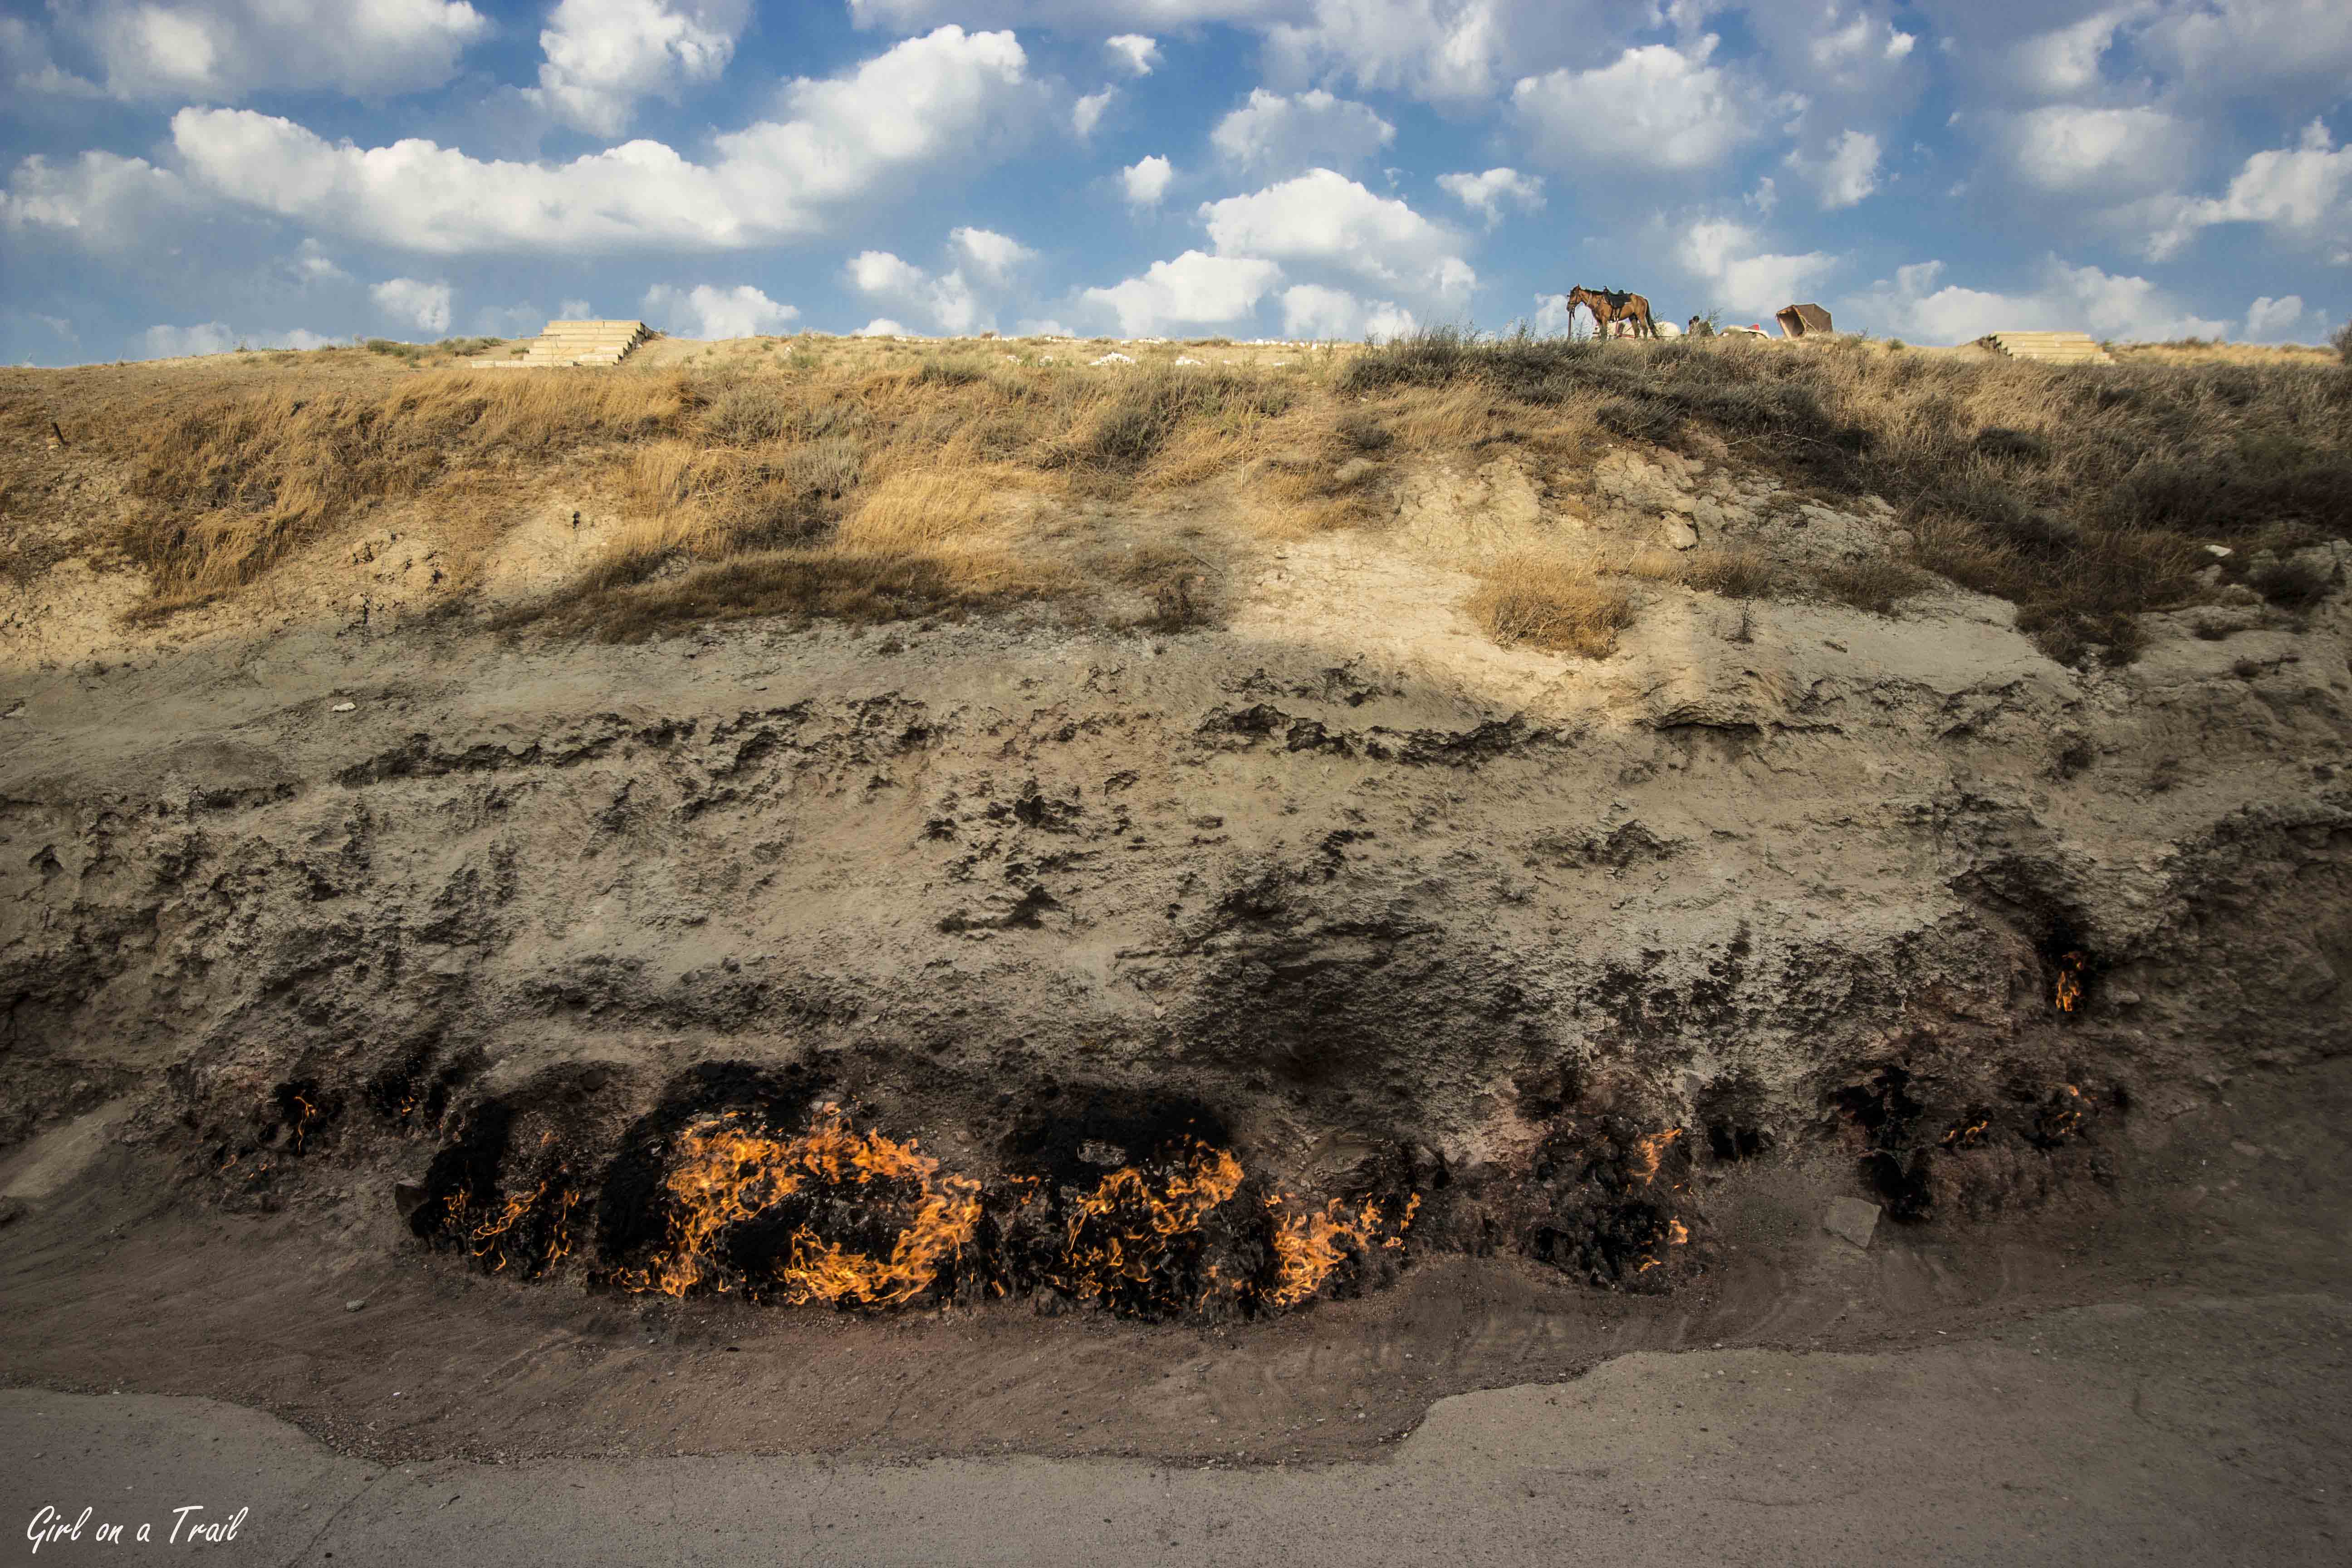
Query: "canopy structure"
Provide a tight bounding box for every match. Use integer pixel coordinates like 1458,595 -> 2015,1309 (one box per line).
1775,303 -> 1834,338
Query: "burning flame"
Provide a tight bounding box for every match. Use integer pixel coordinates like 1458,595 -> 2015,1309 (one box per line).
1052,1140 -> 1245,1307
1265,1192 -> 1421,1307
1629,1128 -> 1683,1186
2053,952 -> 2085,1013
1941,1115 -> 1991,1150
613,1105 -> 980,1306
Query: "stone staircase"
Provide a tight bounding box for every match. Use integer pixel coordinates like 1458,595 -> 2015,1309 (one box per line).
1983,330 -> 2113,365
471,320 -> 651,368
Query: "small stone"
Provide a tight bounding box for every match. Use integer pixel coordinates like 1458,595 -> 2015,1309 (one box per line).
330,701 -> 356,713
1661,514 -> 1699,550
1333,456 -> 1378,486
1824,1196 -> 1881,1249
344,1299 -> 367,1313
2203,544 -> 2232,559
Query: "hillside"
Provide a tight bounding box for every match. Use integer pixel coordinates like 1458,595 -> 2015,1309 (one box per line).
0,332 -> 2347,1392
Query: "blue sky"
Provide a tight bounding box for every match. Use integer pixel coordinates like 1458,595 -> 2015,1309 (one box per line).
3,1 -> 2347,363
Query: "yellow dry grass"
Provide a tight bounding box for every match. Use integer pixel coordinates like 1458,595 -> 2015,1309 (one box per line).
2,329 -> 2342,659
1465,554 -> 1635,658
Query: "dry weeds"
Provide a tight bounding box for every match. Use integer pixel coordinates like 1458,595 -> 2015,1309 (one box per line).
4,328 -> 2344,659
1466,554 -> 1635,658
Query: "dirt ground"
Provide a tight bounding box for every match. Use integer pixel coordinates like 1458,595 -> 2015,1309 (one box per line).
4,1057 -> 2348,1563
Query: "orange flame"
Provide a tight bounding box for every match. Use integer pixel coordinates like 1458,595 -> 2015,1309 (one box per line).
1054,1141 -> 1245,1305
1629,1128 -> 1684,1185
614,1105 -> 980,1306
1265,1191 -> 1420,1307
2053,953 -> 2085,1013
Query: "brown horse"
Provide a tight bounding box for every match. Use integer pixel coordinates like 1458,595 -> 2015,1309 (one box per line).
1567,285 -> 1656,340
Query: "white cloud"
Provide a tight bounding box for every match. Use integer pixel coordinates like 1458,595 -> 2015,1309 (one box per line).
1994,106 -> 2190,199
2141,0 -> 2352,94
1511,39 -> 1759,174
1210,88 -> 1395,179
848,249 -> 985,334
2244,294 -> 2303,340
2145,118 -> 2352,260
1995,7 -> 2146,98
1279,283 -> 1416,340
0,151 -> 198,250
371,277 -> 453,333
951,225 -> 1034,283
1073,88 -> 1114,137
290,239 -> 348,283
143,322 -> 337,359
529,0 -> 752,136
1786,129 -> 1879,210
166,27 -> 1035,254
1436,167 -> 1543,228
1081,250 -> 1283,337
1852,257 -> 2230,344
1122,155 -> 1173,209
1265,0 -> 1515,106
642,282 -> 797,338
853,318 -> 909,337
1678,218 -> 1838,316
84,0 -> 487,101
1105,34 -> 1160,75
1200,168 -> 1472,298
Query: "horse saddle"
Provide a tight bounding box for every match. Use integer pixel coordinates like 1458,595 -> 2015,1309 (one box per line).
1602,289 -> 1634,311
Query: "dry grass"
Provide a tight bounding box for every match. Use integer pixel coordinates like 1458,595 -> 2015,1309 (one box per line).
1346,326 -> 2351,661
5,328 -> 2344,658
1466,554 -> 1636,657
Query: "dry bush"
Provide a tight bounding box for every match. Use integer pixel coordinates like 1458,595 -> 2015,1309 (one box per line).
1813,556 -> 1931,616
1347,326 -> 2352,662
2248,550 -> 2337,607
1467,554 -> 1635,657
117,368 -> 691,611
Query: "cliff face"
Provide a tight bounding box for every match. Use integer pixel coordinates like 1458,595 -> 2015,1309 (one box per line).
4,475 -> 2348,1310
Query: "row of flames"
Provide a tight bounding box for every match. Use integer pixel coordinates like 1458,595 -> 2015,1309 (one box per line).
452,1105 -> 1420,1313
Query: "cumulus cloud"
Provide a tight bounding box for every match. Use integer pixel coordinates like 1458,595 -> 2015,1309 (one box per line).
1786,130 -> 1880,210
1511,39 -> 1761,175
1279,283 -> 1416,340
853,318 -> 910,337
1265,0 -> 1515,106
951,226 -> 1035,283
2145,118 -> 2352,260
1122,155 -> 1173,209
1436,167 -> 1543,227
2141,0 -> 2352,94
164,27 -> 1034,254
1200,169 -> 1472,299
1992,7 -> 2145,99
1677,219 -> 1837,316
84,0 -> 487,101
1082,250 -> 1283,337
1211,89 -> 1395,179
289,239 -> 349,284
2244,294 -> 2304,340
1851,257 -> 2230,343
1073,88 -> 1115,138
371,277 -> 452,333
1994,106 -> 2190,199
1,151 -> 199,250
643,282 -> 797,338
143,322 -> 337,358
529,0 -> 752,136
848,248 -> 985,333
1105,34 -> 1160,75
